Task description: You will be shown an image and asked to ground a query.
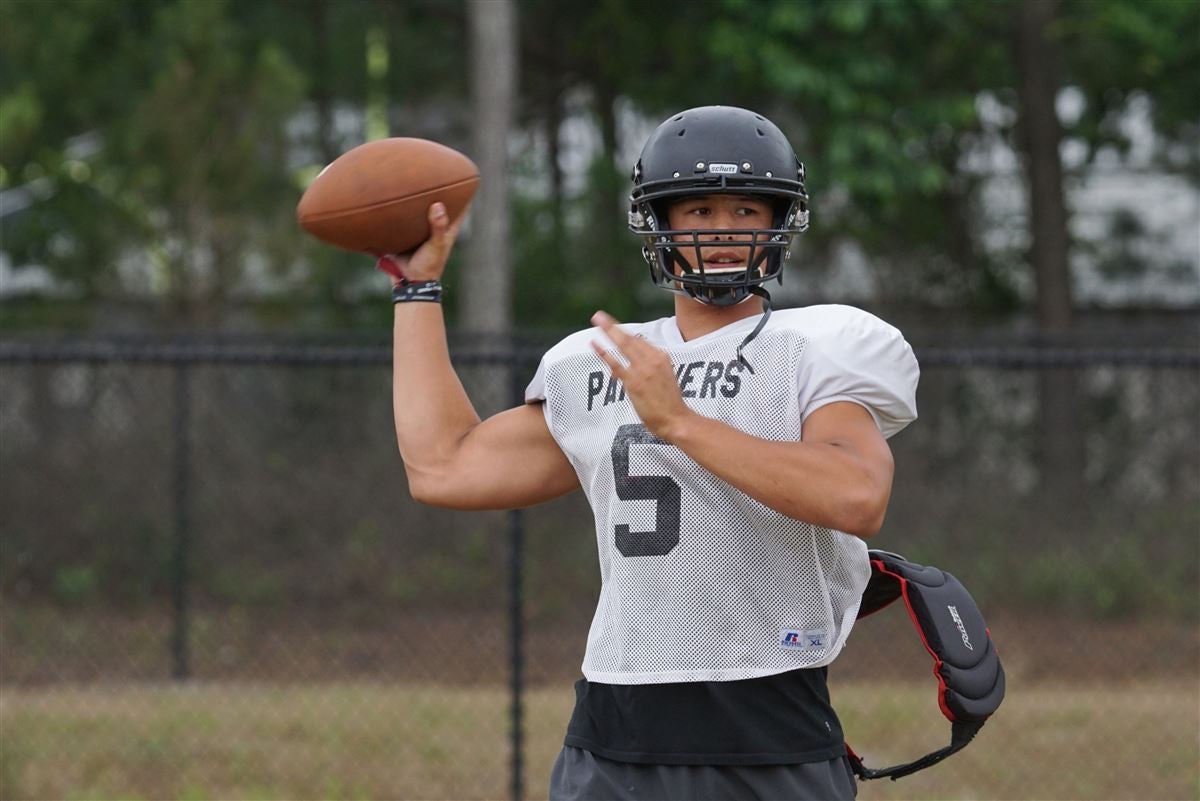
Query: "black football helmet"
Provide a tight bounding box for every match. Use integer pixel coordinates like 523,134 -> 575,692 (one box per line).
629,105 -> 809,307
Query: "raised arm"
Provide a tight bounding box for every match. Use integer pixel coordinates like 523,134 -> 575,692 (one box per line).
386,204 -> 579,510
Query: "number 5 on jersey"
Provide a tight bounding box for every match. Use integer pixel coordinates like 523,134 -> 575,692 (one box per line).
611,423 -> 682,557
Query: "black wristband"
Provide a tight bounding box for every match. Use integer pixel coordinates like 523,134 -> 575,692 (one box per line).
391,279 -> 443,304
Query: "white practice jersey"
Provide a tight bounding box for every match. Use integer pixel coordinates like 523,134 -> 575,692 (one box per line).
525,304 -> 919,685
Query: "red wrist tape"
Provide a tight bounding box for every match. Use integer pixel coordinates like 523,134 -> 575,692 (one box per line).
375,256 -> 407,282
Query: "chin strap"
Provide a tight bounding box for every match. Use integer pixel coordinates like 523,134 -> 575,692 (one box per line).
735,286 -> 772,374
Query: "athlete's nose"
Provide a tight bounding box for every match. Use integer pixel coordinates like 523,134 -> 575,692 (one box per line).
706,216 -> 750,241
713,209 -> 739,230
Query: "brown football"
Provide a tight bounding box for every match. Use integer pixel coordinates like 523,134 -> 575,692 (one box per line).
297,137 -> 479,255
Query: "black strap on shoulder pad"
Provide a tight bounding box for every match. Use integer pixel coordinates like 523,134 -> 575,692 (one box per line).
845,549 -> 1006,781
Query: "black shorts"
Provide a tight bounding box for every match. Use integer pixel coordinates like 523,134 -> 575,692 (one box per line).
549,745 -> 858,801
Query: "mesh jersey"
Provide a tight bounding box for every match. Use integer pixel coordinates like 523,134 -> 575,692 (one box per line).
525,304 -> 919,684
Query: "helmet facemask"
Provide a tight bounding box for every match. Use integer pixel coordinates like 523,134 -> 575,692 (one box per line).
631,190 -> 806,307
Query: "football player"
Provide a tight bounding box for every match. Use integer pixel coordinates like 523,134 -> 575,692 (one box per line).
383,105 -> 918,801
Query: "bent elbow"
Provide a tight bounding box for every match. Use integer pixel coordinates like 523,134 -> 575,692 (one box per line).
850,508 -> 886,539
841,491 -> 889,540
406,467 -> 485,510
405,467 -> 444,506
406,477 -> 430,505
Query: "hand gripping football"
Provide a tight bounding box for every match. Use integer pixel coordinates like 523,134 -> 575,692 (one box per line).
297,137 -> 479,255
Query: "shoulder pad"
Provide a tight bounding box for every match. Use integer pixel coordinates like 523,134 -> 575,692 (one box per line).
847,550 -> 1006,780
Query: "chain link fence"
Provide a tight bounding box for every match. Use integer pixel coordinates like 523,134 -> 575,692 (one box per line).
1,334 -> 1197,800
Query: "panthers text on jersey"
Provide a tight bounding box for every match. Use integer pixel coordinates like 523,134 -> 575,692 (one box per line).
525,304 -> 919,684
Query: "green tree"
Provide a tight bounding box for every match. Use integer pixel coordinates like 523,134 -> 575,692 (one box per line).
1,0 -> 162,299
3,0 -> 1194,332
1,0 -> 470,329
512,0 -> 754,329
695,0 -> 1018,309
1062,0 -> 1200,176
1,0 -> 305,323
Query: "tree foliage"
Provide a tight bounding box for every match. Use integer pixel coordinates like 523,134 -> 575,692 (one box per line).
1060,0 -> 1200,173
0,0 -> 1194,331
2,0 -> 304,321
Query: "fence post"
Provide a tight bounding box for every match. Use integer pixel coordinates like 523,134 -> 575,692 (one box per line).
508,352 -> 526,801
171,362 -> 192,680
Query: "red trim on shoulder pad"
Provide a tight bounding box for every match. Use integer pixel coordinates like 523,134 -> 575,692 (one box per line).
871,561 -> 957,723
858,559 -> 899,619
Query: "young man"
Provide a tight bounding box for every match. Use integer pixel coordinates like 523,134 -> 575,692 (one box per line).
383,106 -> 918,801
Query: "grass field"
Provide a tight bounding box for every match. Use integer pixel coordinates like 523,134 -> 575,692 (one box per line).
2,678 -> 1196,801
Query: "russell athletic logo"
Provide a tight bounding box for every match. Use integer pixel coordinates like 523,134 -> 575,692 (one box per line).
948,605 -> 974,651
780,628 -> 825,650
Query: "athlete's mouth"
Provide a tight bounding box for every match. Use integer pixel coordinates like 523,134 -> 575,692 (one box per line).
701,250 -> 748,273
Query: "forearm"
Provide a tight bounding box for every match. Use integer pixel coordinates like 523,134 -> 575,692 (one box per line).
663,411 -> 890,538
391,302 -> 481,491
